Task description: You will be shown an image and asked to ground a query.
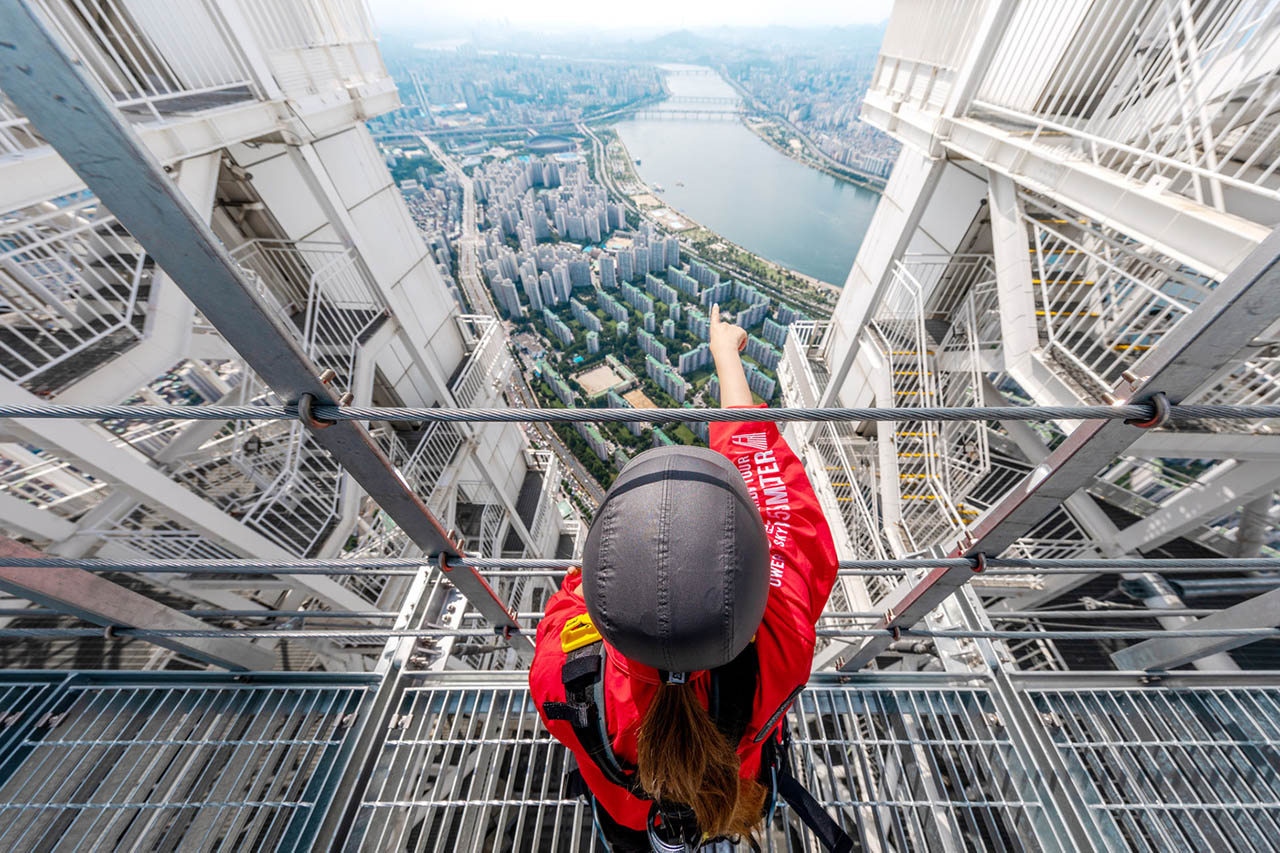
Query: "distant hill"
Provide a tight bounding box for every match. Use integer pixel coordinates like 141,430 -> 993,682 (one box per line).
376,21 -> 888,65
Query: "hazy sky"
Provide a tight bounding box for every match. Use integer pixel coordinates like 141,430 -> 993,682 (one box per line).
367,0 -> 893,32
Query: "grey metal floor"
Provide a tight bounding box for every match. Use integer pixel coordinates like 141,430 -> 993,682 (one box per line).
0,672 -> 1277,852
0,672 -> 374,853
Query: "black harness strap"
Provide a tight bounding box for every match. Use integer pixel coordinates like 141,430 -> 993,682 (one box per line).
544,640 -> 856,852
707,641 -> 759,745
554,642 -> 645,794
767,719 -> 858,853
775,771 -> 856,853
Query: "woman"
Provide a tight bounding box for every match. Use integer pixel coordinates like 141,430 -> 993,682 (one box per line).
530,305 -> 840,851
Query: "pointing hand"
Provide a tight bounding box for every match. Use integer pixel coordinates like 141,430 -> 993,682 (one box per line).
710,303 -> 747,356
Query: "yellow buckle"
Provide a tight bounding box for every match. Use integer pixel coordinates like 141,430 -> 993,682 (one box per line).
561,613 -> 601,653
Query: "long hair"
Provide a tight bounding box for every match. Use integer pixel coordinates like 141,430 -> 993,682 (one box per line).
636,682 -> 768,839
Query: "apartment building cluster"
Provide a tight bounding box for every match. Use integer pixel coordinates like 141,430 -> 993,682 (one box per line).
380,47 -> 664,130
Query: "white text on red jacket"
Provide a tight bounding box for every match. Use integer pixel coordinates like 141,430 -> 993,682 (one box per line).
734,449 -> 792,588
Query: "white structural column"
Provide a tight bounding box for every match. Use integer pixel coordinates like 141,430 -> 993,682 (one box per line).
987,173 -> 1087,408
1112,460 -> 1280,553
314,318 -> 396,559
820,145 -> 946,408
54,153 -> 218,404
1234,493 -> 1274,557
866,341 -> 911,558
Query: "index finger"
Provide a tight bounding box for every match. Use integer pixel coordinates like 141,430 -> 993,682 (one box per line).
711,303 -> 720,324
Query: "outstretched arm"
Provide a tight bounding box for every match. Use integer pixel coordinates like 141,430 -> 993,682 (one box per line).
706,306 -> 839,625
709,303 -> 753,408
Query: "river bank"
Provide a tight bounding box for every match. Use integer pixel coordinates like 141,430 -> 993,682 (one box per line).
609,67 -> 879,287
742,115 -> 887,192
588,125 -> 839,316
719,73 -> 888,192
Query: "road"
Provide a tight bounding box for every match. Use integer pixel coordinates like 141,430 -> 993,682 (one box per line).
422,135 -> 606,508
511,375 -> 607,507
420,135 -> 494,315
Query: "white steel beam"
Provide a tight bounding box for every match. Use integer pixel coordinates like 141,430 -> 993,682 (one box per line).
0,392 -> 373,614
0,100 -> 283,214
987,174 -> 1089,410
0,492 -> 75,542
1111,586 -> 1280,671
1131,431 -> 1280,461
0,535 -> 274,670
842,223 -> 1280,670
1113,461 -> 1280,553
819,145 -> 946,409
938,0 -> 1018,119
860,86 -> 1269,283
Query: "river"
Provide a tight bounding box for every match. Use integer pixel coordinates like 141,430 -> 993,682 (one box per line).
613,66 -> 881,287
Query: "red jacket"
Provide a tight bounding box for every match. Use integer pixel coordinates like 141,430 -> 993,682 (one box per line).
529,407 -> 839,831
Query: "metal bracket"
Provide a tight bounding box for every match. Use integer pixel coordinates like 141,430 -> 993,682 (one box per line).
1123,391 -> 1171,429
884,606 -> 901,641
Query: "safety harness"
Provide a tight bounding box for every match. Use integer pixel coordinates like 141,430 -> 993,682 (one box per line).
542,615 -> 855,853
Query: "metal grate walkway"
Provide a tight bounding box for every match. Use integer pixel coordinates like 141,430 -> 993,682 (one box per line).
0,674 -> 1274,851
0,673 -> 374,852
1028,685 -> 1280,851
338,674 -> 1280,852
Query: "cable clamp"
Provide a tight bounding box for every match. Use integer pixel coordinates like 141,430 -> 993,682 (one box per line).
103,624 -> 119,640
297,393 -> 337,430
971,552 -> 987,574
437,552 -> 452,573
1124,391 -> 1171,429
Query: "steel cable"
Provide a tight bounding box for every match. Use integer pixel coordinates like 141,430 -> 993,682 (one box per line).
5,556 -> 1280,573
4,626 -> 1276,641
2,402 -> 1280,423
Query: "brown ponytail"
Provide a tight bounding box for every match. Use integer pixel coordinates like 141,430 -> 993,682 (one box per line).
636,683 -> 768,840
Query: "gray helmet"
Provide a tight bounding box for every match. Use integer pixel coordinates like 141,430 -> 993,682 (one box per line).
581,445 -> 769,675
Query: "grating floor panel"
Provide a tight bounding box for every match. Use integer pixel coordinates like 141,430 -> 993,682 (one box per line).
1029,686 -> 1280,852
2,675 -> 1277,852
790,686 -> 1046,852
0,675 -> 371,852
354,685 -> 595,853
352,683 -> 1049,852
